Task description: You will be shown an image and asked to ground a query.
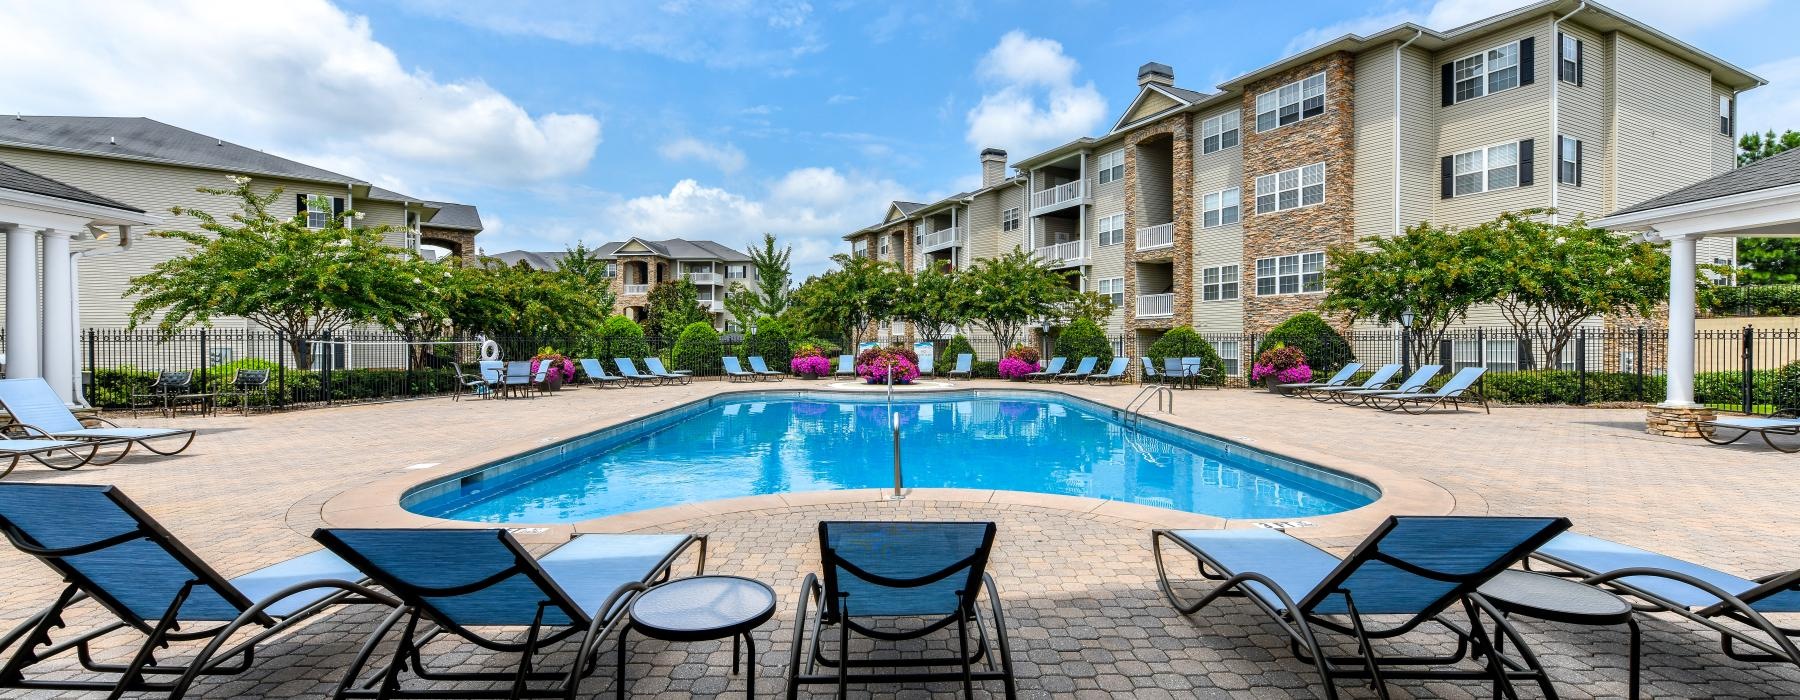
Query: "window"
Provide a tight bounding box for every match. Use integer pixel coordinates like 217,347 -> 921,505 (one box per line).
1450,41 -> 1521,103
1200,188 -> 1240,227
1253,163 -> 1324,214
1201,110 -> 1240,154
1200,265 -> 1238,301
1254,72 -> 1325,132
1096,150 -> 1125,184
1002,207 -> 1021,232
1211,340 -> 1240,377
1558,136 -> 1581,186
1558,33 -> 1581,85
1254,252 -> 1324,296
879,237 -> 890,256
1098,213 -> 1126,246
1097,277 -> 1124,306
1721,95 -> 1733,136
304,195 -> 331,229
726,265 -> 747,279
1451,142 -> 1520,196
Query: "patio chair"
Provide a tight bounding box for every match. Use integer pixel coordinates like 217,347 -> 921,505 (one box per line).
453,363 -> 494,401
1022,357 -> 1066,383
947,353 -> 974,379
312,527 -> 706,699
1276,362 -> 1362,395
1332,364 -> 1441,405
478,359 -> 505,388
221,369 -> 272,414
747,356 -> 786,381
531,361 -> 553,396
1302,363 -> 1400,401
1368,366 -> 1489,414
786,521 -> 1016,698
918,353 -> 936,376
1087,357 -> 1131,385
721,357 -> 760,383
1528,532 -> 1800,672
1154,515 -> 1572,699
1162,358 -> 1196,389
577,358 -> 624,389
614,358 -> 663,387
833,355 -> 856,377
1183,357 -> 1222,389
643,357 -> 693,385
500,360 -> 535,398
1143,358 -> 1162,385
1056,357 -> 1098,384
0,484 -> 394,698
129,370 -> 194,418
0,378 -> 195,464
1700,410 -> 1800,452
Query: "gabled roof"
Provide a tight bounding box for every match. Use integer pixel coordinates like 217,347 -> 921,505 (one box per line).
0,116 -> 366,186
592,237 -> 751,261
0,159 -> 143,213
422,201 -> 483,231
1110,83 -> 1213,133
1609,149 -> 1800,217
485,250 -> 566,271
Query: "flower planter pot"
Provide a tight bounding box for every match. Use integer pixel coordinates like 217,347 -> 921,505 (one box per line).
1263,377 -> 1286,394
545,374 -> 563,393
797,374 -> 820,380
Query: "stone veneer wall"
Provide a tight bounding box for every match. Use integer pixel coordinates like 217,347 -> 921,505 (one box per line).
1122,113 -> 1195,339
418,226 -> 477,264
607,255 -> 669,322
1240,52 -> 1356,333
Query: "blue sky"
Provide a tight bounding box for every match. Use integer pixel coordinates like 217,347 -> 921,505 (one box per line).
5,0 -> 1800,275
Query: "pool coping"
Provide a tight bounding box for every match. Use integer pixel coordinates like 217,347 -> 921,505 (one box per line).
318,383 -> 1455,542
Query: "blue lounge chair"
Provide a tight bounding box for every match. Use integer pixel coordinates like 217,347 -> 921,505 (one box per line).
0,378 -> 195,463
1087,357 -> 1131,385
721,357 -> 759,382
1370,366 -> 1489,413
747,356 -> 786,381
0,484 -> 394,697
918,353 -> 935,376
1143,358 -> 1161,385
1056,357 -> 1098,383
1302,363 -> 1400,401
613,358 -> 662,387
1277,362 -> 1362,394
947,353 -> 974,379
1154,515 -> 1572,698
577,358 -> 624,389
0,436 -> 98,476
500,360 -> 535,398
313,528 -> 705,699
786,521 -> 1016,697
1529,532 -> 1800,673
643,357 -> 692,385
1333,364 -> 1440,405
833,354 -> 856,376
1022,357 -> 1066,383
1700,411 -> 1800,452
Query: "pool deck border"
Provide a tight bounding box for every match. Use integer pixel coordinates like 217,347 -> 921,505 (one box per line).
318,382 -> 1454,542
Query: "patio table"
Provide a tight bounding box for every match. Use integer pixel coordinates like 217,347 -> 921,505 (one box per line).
619,575 -> 775,698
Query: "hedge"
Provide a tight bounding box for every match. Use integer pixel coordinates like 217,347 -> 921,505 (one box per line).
1055,318 -> 1112,367
1706,284 -> 1800,316
1255,313 -> 1355,374
596,315 -> 651,362
1146,327 -> 1226,384
671,322 -> 722,375
88,366 -> 462,409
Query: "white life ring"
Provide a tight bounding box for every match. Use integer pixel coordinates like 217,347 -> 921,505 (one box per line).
479,338 -> 502,361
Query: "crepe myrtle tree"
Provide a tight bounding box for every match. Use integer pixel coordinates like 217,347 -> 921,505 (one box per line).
791,253 -> 904,347
895,265 -> 964,345
126,176 -> 438,370
954,248 -> 1080,352
1322,221 -> 1485,365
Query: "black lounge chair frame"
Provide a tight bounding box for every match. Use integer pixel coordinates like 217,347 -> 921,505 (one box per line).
1370,385 -> 1490,414
1699,409 -> 1800,452
1152,518 -> 1570,699
0,439 -> 98,477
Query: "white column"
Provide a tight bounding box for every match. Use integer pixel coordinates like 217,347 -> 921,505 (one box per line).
40,229 -> 73,403
1662,233 -> 1699,407
4,226 -> 40,380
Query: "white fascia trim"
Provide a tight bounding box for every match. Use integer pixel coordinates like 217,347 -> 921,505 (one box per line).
1593,181 -> 1800,230
0,188 -> 161,226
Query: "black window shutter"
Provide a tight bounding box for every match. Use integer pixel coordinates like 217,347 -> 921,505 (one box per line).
331,197 -> 345,219
1519,37 -> 1535,86
1518,139 -> 1535,186
1557,32 -> 1564,74
1441,63 -> 1455,106
1556,136 -> 1562,175
296,193 -> 307,214
1441,155 -> 1454,198
1574,140 -> 1583,187
1575,39 -> 1584,87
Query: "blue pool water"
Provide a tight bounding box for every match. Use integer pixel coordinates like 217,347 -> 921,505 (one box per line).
405,391 -> 1377,523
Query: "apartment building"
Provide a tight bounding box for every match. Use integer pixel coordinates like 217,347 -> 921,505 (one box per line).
0,116 -> 482,328
846,0 -> 1760,358
491,238 -> 755,332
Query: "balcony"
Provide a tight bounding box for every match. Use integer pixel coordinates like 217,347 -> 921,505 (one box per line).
623,284 -> 651,295
683,272 -> 723,285
1136,293 -> 1175,318
1028,180 -> 1089,216
919,226 -> 961,252
1137,222 -> 1174,250
1034,239 -> 1087,269
702,298 -> 725,312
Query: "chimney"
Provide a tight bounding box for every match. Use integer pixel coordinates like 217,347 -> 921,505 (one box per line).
1138,62 -> 1174,88
979,148 -> 1008,188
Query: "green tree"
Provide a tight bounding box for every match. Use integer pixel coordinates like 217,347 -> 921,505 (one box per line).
1054,317 -> 1113,366
789,254 -> 903,346
1736,130 -> 1800,283
447,258 -> 611,351
895,265 -> 964,344
1146,327 -> 1225,382
670,321 -> 722,374
644,279 -> 707,339
943,334 -> 977,361
1059,291 -> 1117,325
1254,313 -> 1355,375
1738,129 -> 1800,166
1323,221 -> 1486,364
724,233 -> 793,323
596,315 -> 651,361
953,248 -> 1080,352
126,177 -> 431,370
555,242 -> 620,308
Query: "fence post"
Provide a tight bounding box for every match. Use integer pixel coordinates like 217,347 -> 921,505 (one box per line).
1476,328 -> 1486,396
276,331 -> 287,409
1576,328 -> 1588,405
1635,326 -> 1645,403
405,335 -> 415,398
85,328 -> 95,406
1742,325 -> 1755,415
321,331 -> 333,406
198,329 -> 208,395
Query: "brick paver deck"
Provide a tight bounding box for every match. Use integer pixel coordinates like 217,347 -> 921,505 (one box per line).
0,380 -> 1794,698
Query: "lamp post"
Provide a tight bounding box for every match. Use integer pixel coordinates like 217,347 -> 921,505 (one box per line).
1400,308 -> 1415,377
1041,318 -> 1052,361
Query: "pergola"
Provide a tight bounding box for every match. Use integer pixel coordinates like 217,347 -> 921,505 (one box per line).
1593,149 -> 1800,433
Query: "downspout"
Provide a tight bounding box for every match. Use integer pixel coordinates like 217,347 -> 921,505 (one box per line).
1550,2 -> 1589,224
1394,29 -> 1424,235
69,225 -> 134,407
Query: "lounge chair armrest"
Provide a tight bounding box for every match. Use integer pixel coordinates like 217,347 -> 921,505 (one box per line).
82,415 -> 124,429
4,422 -> 57,439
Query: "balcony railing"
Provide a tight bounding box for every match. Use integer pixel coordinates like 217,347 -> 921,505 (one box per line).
702,298 -> 724,312
623,284 -> 651,295
1029,180 -> 1088,215
683,272 -> 723,285
1137,222 -> 1175,250
1136,293 -> 1175,318
919,226 -> 961,252
1034,239 -> 1087,268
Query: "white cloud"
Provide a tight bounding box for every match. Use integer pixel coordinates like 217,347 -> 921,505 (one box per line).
1286,0 -> 1768,53
658,138 -> 748,174
964,31 -> 1107,156
827,94 -> 860,105
0,0 -> 600,189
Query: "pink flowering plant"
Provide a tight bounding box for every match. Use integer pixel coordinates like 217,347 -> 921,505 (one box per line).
1250,345 -> 1312,384
530,348 -> 577,383
856,346 -> 920,384
790,354 -> 831,377
997,357 -> 1038,380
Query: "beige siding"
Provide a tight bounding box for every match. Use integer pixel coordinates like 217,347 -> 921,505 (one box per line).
1353,44 -> 1397,242
1122,91 -> 1181,125
1430,19 -> 1554,228
1133,142 -> 1175,226
1611,31 -> 1733,210
1190,103 -> 1244,333
1085,153 -> 1128,333
1554,22 -> 1608,220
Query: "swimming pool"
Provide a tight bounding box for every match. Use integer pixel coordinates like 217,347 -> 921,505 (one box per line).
403,390 -> 1378,524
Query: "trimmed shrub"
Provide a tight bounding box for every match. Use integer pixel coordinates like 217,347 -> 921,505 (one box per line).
1147,326 -> 1226,383
670,322 -> 721,375
944,334 -> 977,361
795,337 -> 842,357
597,315 -> 651,361
745,316 -> 792,372
1055,318 -> 1112,366
1254,313 -> 1354,374
1706,284 -> 1800,316
1775,361 -> 1800,413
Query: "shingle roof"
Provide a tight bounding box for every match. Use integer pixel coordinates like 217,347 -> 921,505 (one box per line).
0,116 -> 362,185
894,201 -> 926,215
1161,85 -> 1211,103
422,201 -> 483,231
1609,148 -> 1800,216
0,159 -> 143,212
557,238 -> 751,262
485,250 -> 566,271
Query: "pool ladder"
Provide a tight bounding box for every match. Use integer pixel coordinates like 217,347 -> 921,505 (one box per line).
1124,384 -> 1174,428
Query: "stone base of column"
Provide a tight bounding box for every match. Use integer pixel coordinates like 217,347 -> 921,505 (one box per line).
1645,404 -> 1716,439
